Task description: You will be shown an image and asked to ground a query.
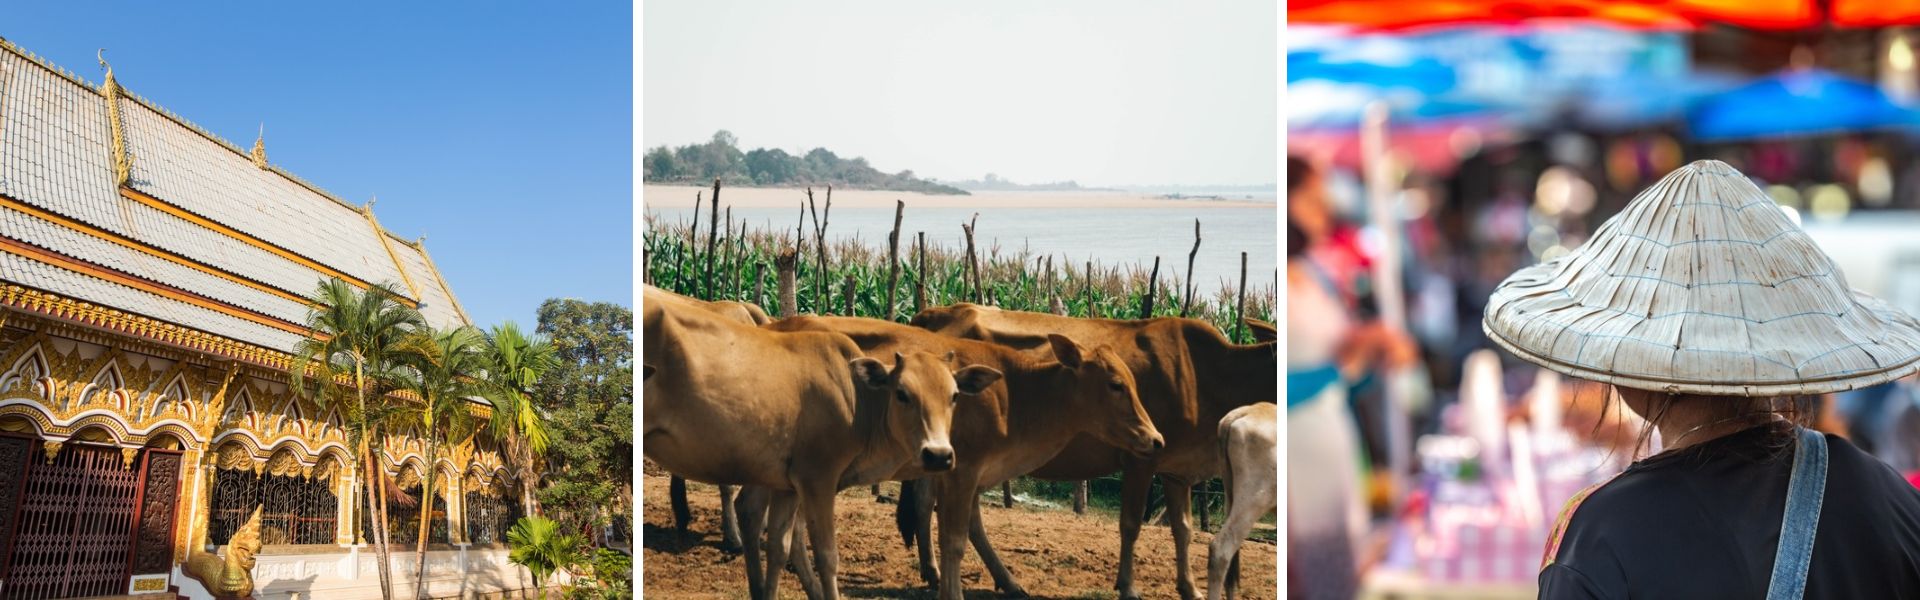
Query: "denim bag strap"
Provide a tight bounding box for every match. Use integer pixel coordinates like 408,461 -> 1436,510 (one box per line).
1766,427 -> 1829,600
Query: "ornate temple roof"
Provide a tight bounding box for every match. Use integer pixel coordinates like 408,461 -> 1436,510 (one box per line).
0,38 -> 471,361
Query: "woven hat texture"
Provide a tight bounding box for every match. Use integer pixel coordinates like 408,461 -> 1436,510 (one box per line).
1483,159 -> 1920,396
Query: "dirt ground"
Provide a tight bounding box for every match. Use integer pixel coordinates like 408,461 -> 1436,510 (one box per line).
640,470 -> 1277,599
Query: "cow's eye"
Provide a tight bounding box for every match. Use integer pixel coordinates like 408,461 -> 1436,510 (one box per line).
1108,380 -> 1126,391
895,390 -> 910,403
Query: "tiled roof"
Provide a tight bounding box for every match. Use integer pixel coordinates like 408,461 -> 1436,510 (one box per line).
0,39 -> 470,353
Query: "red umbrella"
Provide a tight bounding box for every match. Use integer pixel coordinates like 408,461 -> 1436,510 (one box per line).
1289,0 -> 1819,31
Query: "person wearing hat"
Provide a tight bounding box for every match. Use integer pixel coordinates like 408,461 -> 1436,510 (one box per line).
1483,160 -> 1920,599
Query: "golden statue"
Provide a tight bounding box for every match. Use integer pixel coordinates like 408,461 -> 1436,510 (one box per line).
186,506 -> 263,599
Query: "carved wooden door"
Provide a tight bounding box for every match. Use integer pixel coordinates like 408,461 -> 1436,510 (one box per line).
1,442 -> 140,600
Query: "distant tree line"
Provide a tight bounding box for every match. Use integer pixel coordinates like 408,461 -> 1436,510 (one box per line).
950,173 -> 1109,192
643,130 -> 968,195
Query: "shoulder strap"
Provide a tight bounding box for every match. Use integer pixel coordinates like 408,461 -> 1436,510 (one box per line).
1766,427 -> 1829,600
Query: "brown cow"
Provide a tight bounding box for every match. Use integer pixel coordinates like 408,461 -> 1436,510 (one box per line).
766,315 -> 1165,600
643,288 -> 996,600
908,303 -> 1277,600
646,284 -> 770,550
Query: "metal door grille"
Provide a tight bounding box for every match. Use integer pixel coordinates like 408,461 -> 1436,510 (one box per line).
2,443 -> 139,600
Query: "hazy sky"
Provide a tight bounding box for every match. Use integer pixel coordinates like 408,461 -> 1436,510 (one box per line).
11,3 -> 631,329
644,1 -> 1277,187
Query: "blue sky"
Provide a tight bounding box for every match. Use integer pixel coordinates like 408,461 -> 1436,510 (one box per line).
8,3 -> 633,329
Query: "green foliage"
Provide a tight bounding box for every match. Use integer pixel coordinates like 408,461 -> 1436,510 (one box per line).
508,515 -> 583,598
641,217 -> 1276,344
564,549 -> 633,600
533,299 -> 635,539
642,130 -> 969,195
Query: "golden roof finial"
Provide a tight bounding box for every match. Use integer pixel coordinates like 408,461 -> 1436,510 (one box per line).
97,49 -> 114,88
364,194 -> 377,214
250,123 -> 268,169
98,49 -> 132,187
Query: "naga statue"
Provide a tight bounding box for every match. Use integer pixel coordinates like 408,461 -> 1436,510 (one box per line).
186,506 -> 263,599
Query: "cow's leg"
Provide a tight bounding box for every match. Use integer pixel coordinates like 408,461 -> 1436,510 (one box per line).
799,482 -> 843,600
969,496 -> 1027,597
761,491 -> 800,600
935,482 -> 975,600
1114,466 -> 1156,600
670,475 -> 693,538
737,486 -> 769,600
1208,494 -> 1264,600
912,477 -> 939,588
788,515 -> 823,600
720,484 -> 742,551
1165,475 -> 1201,600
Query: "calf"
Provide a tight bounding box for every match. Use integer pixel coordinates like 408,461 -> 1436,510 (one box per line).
1208,403 -> 1277,600
909,304 -> 1277,600
644,288 -> 992,600
766,315 -> 1164,600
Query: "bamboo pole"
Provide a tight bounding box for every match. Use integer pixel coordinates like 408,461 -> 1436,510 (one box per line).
1084,260 -> 1098,318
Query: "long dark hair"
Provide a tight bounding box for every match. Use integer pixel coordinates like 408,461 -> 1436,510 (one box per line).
1287,155 -> 1312,259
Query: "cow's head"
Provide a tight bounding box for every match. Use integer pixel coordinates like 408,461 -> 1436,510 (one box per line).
851,350 -> 996,472
1046,334 -> 1163,457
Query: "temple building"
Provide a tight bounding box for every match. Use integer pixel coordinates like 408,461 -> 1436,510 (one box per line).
0,39 -> 537,599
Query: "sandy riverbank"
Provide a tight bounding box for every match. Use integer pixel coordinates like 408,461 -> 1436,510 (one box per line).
643,184 -> 1274,210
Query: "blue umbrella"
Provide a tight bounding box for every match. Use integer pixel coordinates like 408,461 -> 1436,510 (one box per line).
1289,50 -> 1457,94
1688,68 -> 1920,141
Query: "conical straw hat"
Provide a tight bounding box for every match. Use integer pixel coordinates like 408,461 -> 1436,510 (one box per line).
1483,160 -> 1920,396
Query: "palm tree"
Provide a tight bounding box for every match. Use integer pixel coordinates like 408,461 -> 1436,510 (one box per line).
395,325 -> 491,599
291,279 -> 425,600
507,515 -> 581,600
482,323 -> 557,512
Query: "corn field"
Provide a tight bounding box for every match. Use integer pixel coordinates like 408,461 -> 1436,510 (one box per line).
641,194 -> 1275,343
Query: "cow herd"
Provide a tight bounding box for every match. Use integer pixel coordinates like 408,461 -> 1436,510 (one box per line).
642,284 -> 1279,600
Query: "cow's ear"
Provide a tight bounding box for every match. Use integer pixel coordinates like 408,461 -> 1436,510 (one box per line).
953,365 -> 1003,395
1046,334 -> 1085,369
643,364 -> 656,382
1244,318 -> 1278,344
850,357 -> 891,389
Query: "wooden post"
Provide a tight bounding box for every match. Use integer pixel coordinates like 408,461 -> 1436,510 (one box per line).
808,187 -> 834,312
730,220 -> 745,300
776,251 -> 799,318
704,179 -> 722,300
914,232 -> 928,314
1141,256 -> 1161,319
962,214 -> 982,303
1182,219 -> 1201,317
1233,251 -> 1249,342
1002,481 -> 1014,508
886,200 -> 905,321
1075,481 -> 1088,515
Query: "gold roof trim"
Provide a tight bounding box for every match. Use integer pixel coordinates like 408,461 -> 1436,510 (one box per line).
362,198 -> 424,299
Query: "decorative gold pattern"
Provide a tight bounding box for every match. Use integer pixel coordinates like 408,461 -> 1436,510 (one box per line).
122,447 -> 138,469
41,440 -> 61,463
250,124 -> 268,169
97,50 -> 134,187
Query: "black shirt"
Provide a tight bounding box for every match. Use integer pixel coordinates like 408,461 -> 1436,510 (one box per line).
1539,422 -> 1920,599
